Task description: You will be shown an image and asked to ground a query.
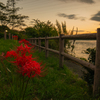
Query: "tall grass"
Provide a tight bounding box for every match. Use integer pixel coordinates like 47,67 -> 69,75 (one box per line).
0,39 -> 96,100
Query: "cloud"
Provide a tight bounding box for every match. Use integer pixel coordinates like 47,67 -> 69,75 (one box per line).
57,13 -> 86,21
90,11 -> 100,22
59,0 -> 95,4
58,13 -> 77,19
79,0 -> 95,4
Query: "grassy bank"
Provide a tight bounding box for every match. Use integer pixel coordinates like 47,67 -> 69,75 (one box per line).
0,39 -> 95,100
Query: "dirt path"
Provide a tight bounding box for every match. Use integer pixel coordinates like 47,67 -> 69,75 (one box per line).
64,60 -> 88,78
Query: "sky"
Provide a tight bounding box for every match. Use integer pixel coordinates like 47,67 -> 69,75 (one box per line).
1,0 -> 100,34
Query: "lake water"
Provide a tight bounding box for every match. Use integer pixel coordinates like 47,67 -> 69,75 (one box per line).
66,40 -> 96,60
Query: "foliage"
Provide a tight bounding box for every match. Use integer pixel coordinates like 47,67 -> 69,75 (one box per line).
80,57 -> 88,61
0,25 -> 10,39
82,67 -> 94,86
56,20 -> 76,53
25,27 -> 37,38
0,2 -> 7,25
29,19 -> 58,37
0,32 -> 4,39
6,0 -> 28,30
0,0 -> 28,30
82,48 -> 96,87
18,33 -> 29,40
83,47 -> 96,65
0,25 -> 10,33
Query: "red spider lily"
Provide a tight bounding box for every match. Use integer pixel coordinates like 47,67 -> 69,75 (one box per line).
14,55 -> 33,67
3,39 -> 46,99
19,39 -> 29,44
16,44 -> 31,56
19,60 -> 41,78
5,43 -> 43,78
5,50 -> 18,58
13,35 -> 18,40
19,39 -> 32,46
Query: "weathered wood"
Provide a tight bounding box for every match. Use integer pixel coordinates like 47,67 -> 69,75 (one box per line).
62,52 -> 95,70
9,33 -> 11,39
12,34 -> 13,39
27,33 -> 96,41
36,45 -> 59,54
93,28 -> 100,96
31,39 -> 33,44
38,37 -> 41,52
45,37 -> 49,57
59,34 -> 64,68
34,38 -> 37,49
31,43 -> 59,54
62,33 -> 96,40
40,46 -> 45,49
47,36 -> 59,39
47,48 -> 59,54
39,37 -> 45,40
35,45 -> 39,47
4,31 -> 6,40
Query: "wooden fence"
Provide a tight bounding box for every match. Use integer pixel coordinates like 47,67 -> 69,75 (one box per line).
4,32 -> 14,40
27,28 -> 100,96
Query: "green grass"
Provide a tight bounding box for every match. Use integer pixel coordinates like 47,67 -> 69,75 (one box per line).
0,39 -> 96,100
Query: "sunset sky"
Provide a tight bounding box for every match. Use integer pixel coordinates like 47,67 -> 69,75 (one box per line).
1,0 -> 100,34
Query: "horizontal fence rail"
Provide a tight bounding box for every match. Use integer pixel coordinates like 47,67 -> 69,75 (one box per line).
27,33 -> 96,71
27,33 -> 97,71
27,28 -> 100,96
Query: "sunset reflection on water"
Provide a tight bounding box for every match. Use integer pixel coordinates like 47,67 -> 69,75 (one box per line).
67,40 -> 96,60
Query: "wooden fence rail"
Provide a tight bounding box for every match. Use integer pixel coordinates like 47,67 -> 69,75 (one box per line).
27,28 -> 100,96
27,33 -> 96,70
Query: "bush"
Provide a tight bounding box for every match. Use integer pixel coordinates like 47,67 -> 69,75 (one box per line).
0,32 -> 4,39
82,47 -> 96,86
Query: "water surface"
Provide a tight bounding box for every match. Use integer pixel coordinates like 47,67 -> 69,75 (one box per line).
67,40 -> 96,60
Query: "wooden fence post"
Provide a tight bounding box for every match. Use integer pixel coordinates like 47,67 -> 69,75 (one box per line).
12,34 -> 13,39
31,39 -> 33,44
4,31 -> 6,40
59,34 -> 64,68
45,37 -> 49,58
9,33 -> 11,39
93,28 -> 100,96
38,37 -> 41,52
35,38 -> 37,49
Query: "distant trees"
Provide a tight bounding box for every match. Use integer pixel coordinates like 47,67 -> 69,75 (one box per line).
0,2 -> 7,25
0,0 -> 28,30
25,19 -> 58,38
6,0 -> 28,30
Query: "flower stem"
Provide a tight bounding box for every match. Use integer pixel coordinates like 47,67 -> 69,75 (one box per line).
22,77 -> 30,100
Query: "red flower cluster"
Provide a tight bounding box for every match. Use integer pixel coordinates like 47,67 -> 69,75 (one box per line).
13,35 -> 18,40
5,40 -> 41,78
19,39 -> 32,46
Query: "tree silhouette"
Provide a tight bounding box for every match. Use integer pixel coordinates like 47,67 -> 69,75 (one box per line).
0,2 -> 7,25
0,0 -> 28,30
6,0 -> 28,30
